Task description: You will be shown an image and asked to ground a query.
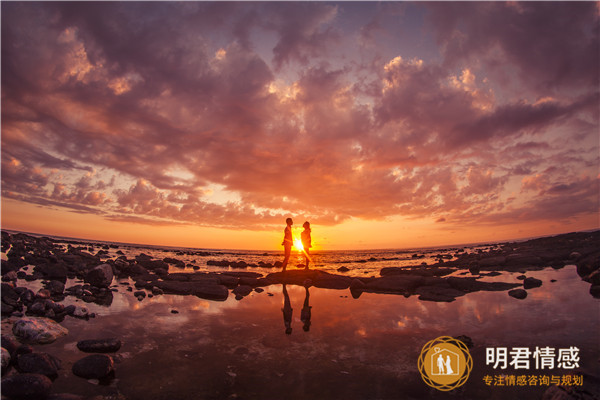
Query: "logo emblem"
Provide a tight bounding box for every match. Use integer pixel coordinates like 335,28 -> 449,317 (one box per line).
418,336 -> 473,391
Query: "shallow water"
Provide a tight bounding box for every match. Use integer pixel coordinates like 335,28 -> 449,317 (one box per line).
5,264 -> 599,399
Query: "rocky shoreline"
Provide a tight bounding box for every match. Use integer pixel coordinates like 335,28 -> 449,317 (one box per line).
1,229 -> 599,399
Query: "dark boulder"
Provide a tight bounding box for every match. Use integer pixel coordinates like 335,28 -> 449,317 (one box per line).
84,264 -> 114,288
232,285 -> 253,297
1,373 -> 53,399
17,352 -> 61,377
45,281 -> 65,295
508,289 -> 528,299
72,354 -> 114,379
77,338 -> 121,353
523,277 -> 542,289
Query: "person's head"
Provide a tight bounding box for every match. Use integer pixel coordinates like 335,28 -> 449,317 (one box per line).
303,221 -> 310,230
286,218 -> 293,226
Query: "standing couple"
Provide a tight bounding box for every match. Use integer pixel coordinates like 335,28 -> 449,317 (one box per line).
281,218 -> 312,272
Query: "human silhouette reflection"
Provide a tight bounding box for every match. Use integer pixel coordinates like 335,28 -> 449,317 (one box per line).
282,284 -> 293,335
301,286 -> 312,332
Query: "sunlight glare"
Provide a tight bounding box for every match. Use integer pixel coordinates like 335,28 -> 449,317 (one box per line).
294,238 -> 304,252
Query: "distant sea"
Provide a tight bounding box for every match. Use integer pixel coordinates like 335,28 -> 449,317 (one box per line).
3,229 -> 505,278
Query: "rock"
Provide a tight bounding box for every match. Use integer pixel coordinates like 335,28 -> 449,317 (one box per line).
337,266 -> 350,273
35,289 -> 52,299
71,306 -> 90,318
12,317 -> 68,344
151,286 -> 164,295
1,335 -> 19,357
590,284 -> 600,299
17,352 -> 61,377
516,275 -> 527,280
1,373 -> 53,399
45,280 -> 65,295
523,277 -> 542,289
77,338 -> 121,353
1,347 -> 10,373
153,281 -> 229,301
2,270 -> 17,281
508,289 -> 528,299
133,290 -> 146,299
254,287 -> 264,293
72,354 -> 114,379
84,264 -> 114,288
47,393 -> 85,400
416,286 -> 465,302
171,309 -> 179,314
588,270 -> 600,285
232,285 -> 252,297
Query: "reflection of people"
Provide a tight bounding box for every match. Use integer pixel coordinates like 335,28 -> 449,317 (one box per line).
301,221 -> 312,270
437,354 -> 445,374
445,355 -> 454,374
281,218 -> 293,272
282,284 -> 292,335
301,286 -> 312,332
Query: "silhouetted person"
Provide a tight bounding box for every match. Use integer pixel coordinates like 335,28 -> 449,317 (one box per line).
281,218 -> 293,272
301,286 -> 312,332
282,284 -> 292,335
301,221 -> 312,270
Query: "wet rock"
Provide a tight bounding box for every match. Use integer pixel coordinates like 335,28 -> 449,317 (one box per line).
77,338 -> 121,353
171,309 -> 179,314
72,354 -> 114,379
1,347 -> 10,374
47,393 -> 85,400
163,257 -> 185,268
2,270 -> 18,281
45,280 -> 65,295
516,275 -> 527,280
35,289 -> 52,300
523,277 -> 542,289
17,352 -> 61,377
416,286 -> 465,302
590,285 -> 600,299
133,290 -> 146,299
84,264 -> 114,288
380,266 -> 454,277
337,266 -> 350,273
151,286 -> 164,295
363,275 -> 426,294
508,289 -> 528,299
1,335 -> 19,357
153,281 -> 229,301
1,373 -> 53,399
12,317 -> 68,344
232,285 -> 252,297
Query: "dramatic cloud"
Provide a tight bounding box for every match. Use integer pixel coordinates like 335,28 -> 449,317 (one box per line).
1,2 -> 598,233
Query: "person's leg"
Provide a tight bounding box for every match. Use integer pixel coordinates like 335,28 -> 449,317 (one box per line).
282,246 -> 291,271
304,249 -> 310,270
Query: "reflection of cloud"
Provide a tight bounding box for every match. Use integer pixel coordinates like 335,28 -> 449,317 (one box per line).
2,2 -> 597,232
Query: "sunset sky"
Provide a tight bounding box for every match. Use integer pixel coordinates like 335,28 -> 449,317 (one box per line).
1,2 -> 598,250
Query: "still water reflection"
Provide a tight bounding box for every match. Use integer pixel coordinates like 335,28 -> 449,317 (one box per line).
10,265 -> 600,399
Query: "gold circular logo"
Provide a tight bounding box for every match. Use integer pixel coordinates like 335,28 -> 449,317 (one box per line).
417,336 -> 473,391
